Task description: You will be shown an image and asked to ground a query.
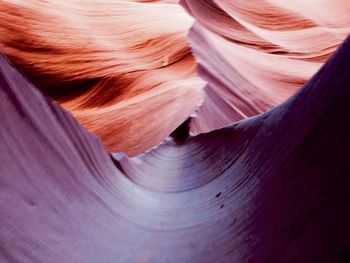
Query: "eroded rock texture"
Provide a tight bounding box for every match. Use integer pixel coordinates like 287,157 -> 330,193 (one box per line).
0,0 -> 204,155
0,32 -> 349,262
183,0 -> 350,134
1,0 -> 350,154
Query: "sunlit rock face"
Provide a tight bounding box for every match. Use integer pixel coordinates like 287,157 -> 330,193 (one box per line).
0,0 -> 204,155
0,0 -> 350,262
182,0 -> 350,134
1,0 -> 350,154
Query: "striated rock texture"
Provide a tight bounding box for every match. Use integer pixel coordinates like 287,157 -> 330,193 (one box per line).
1,32 -> 349,263
2,0 -> 350,155
0,0 -> 204,155
182,0 -> 350,134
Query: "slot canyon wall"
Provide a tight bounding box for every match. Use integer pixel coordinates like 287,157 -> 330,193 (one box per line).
0,0 -> 349,262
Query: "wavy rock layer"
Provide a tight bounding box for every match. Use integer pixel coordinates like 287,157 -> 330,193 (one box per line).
2,0 -> 350,154
183,0 -> 350,134
0,0 -> 204,155
1,34 -> 349,262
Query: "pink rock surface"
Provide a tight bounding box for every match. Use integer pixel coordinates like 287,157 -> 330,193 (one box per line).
182,0 -> 350,133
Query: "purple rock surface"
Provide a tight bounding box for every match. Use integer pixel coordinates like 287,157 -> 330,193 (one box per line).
0,35 -> 350,262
